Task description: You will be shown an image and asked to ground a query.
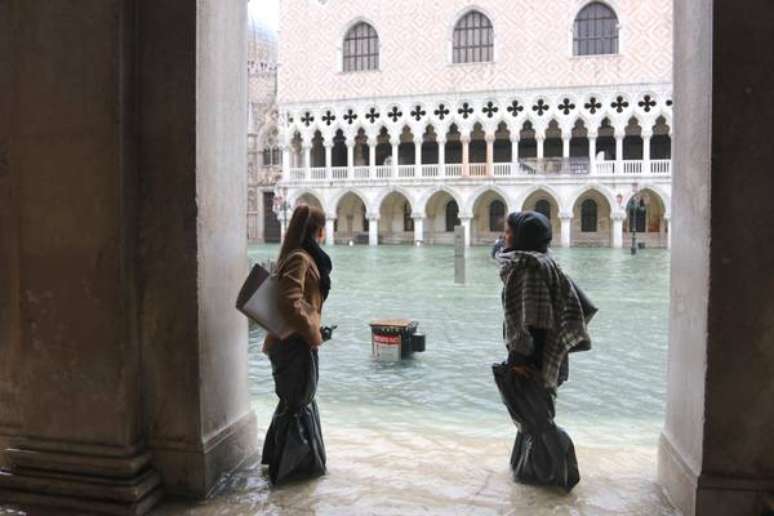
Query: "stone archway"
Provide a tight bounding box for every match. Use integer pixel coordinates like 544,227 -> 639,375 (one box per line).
571,189 -> 612,247
470,190 -> 508,245
335,192 -> 369,244
424,190 -> 461,245
623,188 -> 668,249
378,191 -> 414,244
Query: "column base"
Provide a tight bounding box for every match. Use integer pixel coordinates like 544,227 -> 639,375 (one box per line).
0,445 -> 162,515
151,410 -> 257,498
658,432 -> 774,516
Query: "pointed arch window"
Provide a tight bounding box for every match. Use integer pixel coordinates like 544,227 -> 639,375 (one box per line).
581,199 -> 598,232
573,2 -> 619,56
445,201 -> 461,232
453,11 -> 494,64
489,200 -> 505,232
343,22 -> 379,72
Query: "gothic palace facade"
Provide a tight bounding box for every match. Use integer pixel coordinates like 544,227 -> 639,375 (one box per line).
272,0 -> 673,247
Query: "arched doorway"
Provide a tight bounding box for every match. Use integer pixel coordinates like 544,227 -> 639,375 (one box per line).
379,191 -> 414,244
624,188 -> 668,248
425,190 -> 461,244
471,190 -> 508,245
571,189 -> 612,247
334,192 -> 369,244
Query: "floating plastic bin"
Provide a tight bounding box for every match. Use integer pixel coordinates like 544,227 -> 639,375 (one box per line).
369,319 -> 426,360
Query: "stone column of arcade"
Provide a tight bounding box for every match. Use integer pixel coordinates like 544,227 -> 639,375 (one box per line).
588,132 -> 598,171
659,1 -> 774,515
611,212 -> 625,249
642,128 -> 652,173
346,139 -> 354,177
485,134 -> 495,176
414,137 -> 423,177
536,135 -> 545,160
325,216 -> 336,246
559,213 -> 572,248
461,136 -> 470,177
368,215 -> 379,246
412,213 -> 425,244
510,135 -> 520,174
614,130 -> 624,173
390,138 -> 399,178
459,216 -> 472,248
0,1 -> 256,513
437,138 -> 446,176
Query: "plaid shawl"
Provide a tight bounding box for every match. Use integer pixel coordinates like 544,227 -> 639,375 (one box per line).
497,250 -> 593,388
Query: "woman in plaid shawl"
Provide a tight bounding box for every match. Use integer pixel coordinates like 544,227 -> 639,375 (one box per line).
492,211 -> 596,492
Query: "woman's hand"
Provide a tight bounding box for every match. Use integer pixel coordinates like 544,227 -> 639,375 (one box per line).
309,329 -> 323,350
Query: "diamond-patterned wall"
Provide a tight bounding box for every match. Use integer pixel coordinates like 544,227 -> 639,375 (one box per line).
278,0 -> 673,104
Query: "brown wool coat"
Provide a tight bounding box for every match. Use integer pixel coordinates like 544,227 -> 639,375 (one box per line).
263,249 -> 323,352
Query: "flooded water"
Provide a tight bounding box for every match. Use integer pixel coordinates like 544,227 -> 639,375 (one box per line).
247,245 -> 669,449
227,244 -> 674,515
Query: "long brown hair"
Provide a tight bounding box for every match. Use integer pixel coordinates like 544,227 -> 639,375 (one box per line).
278,204 -> 326,263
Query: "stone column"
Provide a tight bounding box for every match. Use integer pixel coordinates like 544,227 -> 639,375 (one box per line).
281,145 -> 290,181
485,134 -> 495,176
659,2 -> 774,514
560,214 -> 572,248
562,137 -> 571,159
325,216 -> 336,246
642,129 -> 652,173
437,138 -> 446,177
511,136 -> 520,175
414,137 -> 423,177
588,133 -> 597,174
460,216 -> 472,248
368,216 -> 379,246
369,137 -> 378,178
391,138 -> 400,178
611,213 -> 625,249
0,1 -> 256,512
412,215 -> 425,244
324,142 -> 332,176
303,144 -> 312,179
536,136 -> 545,160
346,140 -> 354,176
461,136 -> 470,177
615,131 -> 624,173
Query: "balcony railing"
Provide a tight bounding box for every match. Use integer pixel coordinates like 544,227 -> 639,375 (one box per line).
284,158 -> 671,184
353,166 -> 370,179
398,164 -> 415,178
446,164 -> 463,177
422,164 -> 441,178
469,163 -> 487,177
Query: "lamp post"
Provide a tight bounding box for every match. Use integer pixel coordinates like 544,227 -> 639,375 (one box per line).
627,195 -> 647,255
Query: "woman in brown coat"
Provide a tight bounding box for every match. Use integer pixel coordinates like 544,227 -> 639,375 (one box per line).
262,204 -> 332,484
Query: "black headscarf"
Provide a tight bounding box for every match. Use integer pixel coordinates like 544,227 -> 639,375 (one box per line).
506,211 -> 552,253
302,237 -> 332,301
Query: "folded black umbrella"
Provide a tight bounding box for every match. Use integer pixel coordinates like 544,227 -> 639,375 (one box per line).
492,361 -> 580,492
